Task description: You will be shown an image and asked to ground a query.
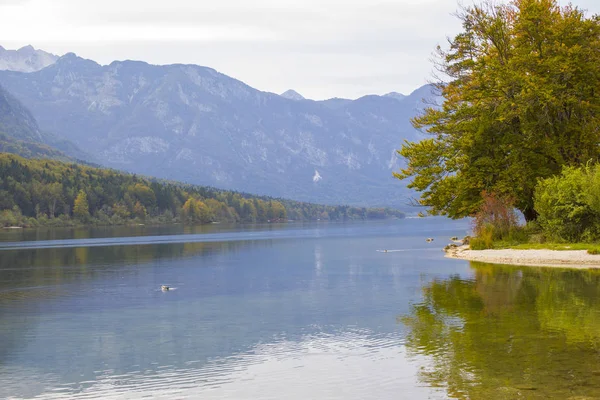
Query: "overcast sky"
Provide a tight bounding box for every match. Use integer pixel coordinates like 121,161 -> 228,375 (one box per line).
0,0 -> 598,100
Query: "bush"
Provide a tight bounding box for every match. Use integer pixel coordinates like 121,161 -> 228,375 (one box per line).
528,233 -> 546,244
470,224 -> 495,250
0,206 -> 25,227
534,165 -> 600,242
506,227 -> 529,243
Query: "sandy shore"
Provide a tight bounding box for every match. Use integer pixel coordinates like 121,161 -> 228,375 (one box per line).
446,245 -> 600,269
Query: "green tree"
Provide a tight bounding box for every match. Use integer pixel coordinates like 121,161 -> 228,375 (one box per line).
133,201 -> 147,220
534,164 -> 600,241
112,202 -> 130,220
45,182 -> 62,218
73,190 -> 90,221
254,199 -> 268,221
182,198 -> 212,223
127,183 -> 156,208
267,200 -> 287,221
395,0 -> 600,221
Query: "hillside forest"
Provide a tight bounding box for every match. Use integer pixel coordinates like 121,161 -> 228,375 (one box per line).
0,153 -> 404,227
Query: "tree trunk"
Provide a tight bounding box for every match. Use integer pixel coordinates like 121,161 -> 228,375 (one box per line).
50,198 -> 57,218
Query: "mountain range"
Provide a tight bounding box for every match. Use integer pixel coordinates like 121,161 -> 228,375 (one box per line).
0,48 -> 439,209
0,45 -> 59,73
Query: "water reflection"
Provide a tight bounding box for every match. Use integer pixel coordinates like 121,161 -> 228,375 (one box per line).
0,223 -> 291,243
401,262 -> 600,399
0,218 -> 473,399
0,240 -> 262,374
2,330 -> 445,400
0,240 -> 254,295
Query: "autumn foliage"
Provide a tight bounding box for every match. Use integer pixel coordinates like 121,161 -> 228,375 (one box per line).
397,0 -> 600,222
471,192 -> 520,249
0,153 -> 404,227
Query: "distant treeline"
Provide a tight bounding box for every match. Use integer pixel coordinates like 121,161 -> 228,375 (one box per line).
0,154 -> 404,227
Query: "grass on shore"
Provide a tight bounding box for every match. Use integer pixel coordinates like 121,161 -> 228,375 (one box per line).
469,225 -> 600,255
507,242 -> 600,254
480,238 -> 600,255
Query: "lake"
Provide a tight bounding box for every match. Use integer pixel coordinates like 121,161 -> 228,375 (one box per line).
0,218 -> 599,399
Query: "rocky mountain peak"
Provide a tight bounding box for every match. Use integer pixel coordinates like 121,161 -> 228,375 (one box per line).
0,45 -> 59,72
280,89 -> 306,101
50,53 -> 101,76
56,52 -> 88,64
18,45 -> 35,54
384,92 -> 406,101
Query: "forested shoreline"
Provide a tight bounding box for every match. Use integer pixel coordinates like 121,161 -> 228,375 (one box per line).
0,153 -> 404,228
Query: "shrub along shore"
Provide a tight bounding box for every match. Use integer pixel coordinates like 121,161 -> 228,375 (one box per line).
448,164 -> 600,267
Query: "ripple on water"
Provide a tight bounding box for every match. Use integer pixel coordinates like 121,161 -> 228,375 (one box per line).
2,331 -> 446,400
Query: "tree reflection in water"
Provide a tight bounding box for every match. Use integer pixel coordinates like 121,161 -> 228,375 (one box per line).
401,262 -> 600,399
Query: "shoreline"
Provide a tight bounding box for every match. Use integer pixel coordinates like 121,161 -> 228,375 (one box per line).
446,245 -> 600,269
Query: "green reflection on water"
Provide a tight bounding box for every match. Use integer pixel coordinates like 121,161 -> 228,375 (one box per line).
401,262 -> 600,399
0,240 -> 250,292
0,239 -> 263,369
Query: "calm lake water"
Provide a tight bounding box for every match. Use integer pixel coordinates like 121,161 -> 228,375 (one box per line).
1,218 -> 599,399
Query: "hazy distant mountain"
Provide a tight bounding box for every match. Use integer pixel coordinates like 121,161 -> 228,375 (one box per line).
280,90 -> 305,101
0,84 -> 87,161
0,45 -> 59,73
0,52 -> 439,208
384,92 -> 407,101
0,84 -> 44,142
319,97 -> 353,110
0,83 -> 67,160
404,85 -> 443,117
